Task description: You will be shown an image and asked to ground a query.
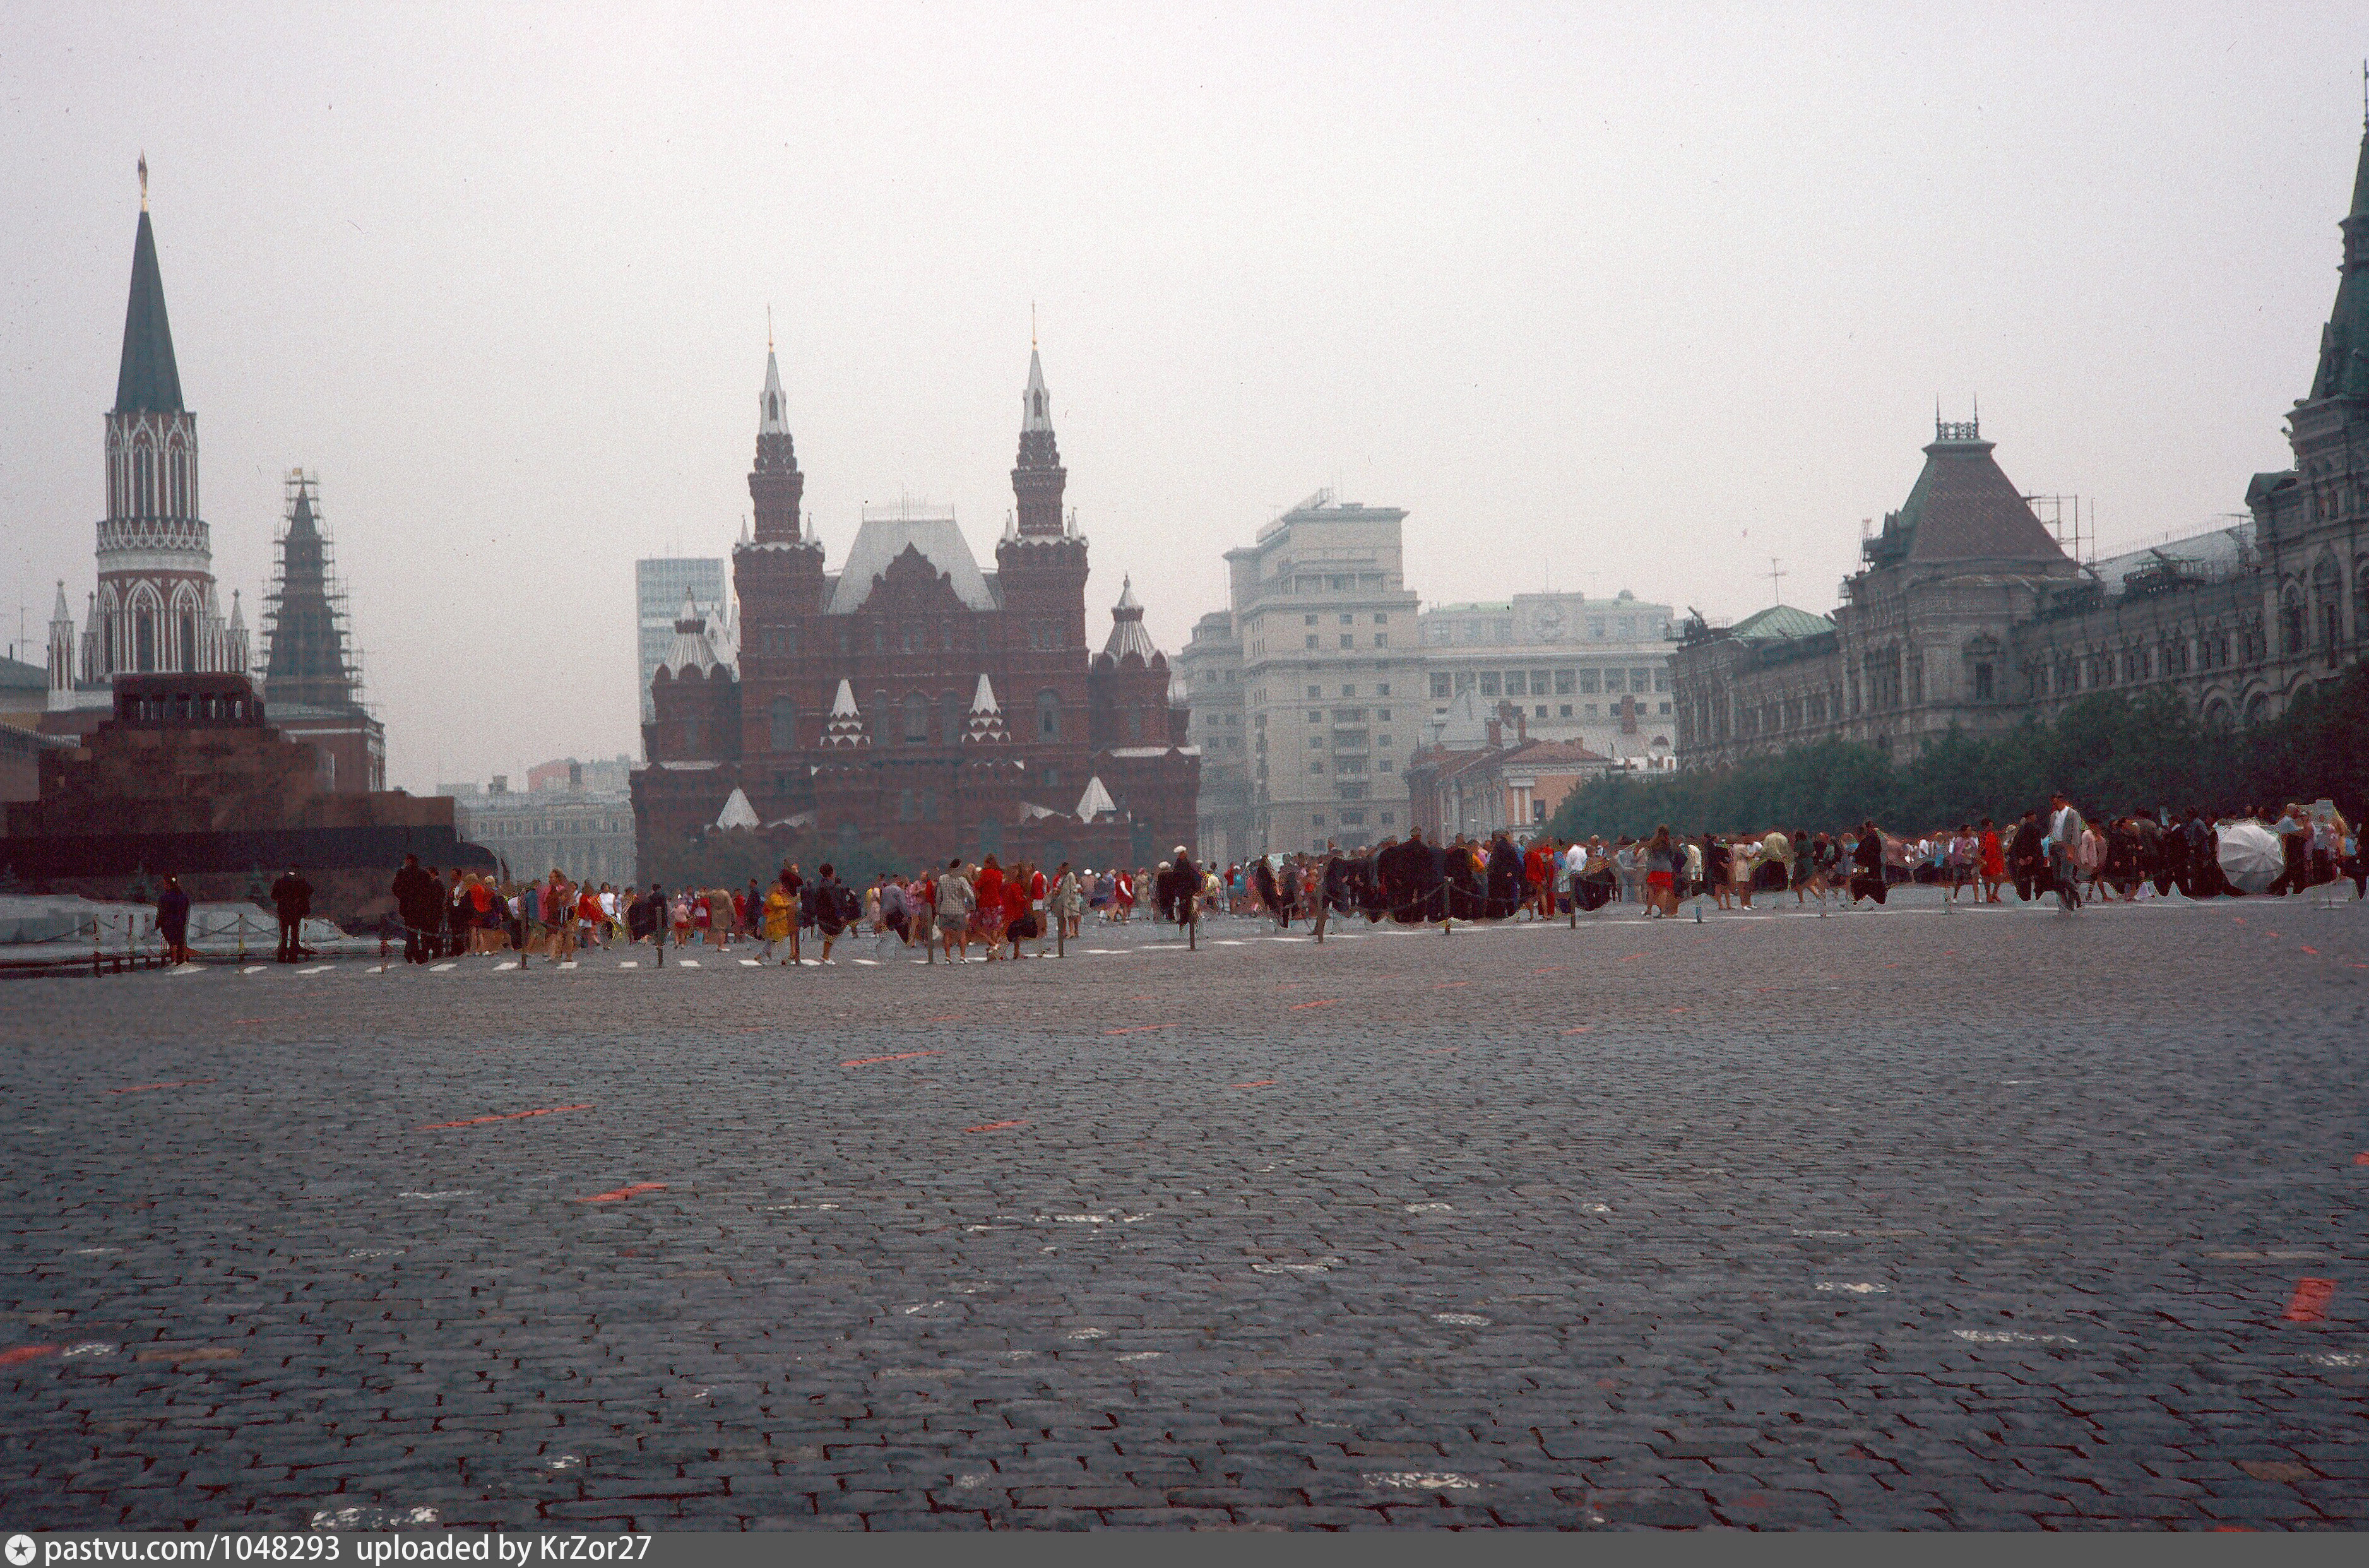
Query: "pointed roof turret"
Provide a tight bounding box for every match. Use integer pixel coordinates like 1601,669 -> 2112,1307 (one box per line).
1011,338 -> 1069,537
714,787 -> 760,830
1023,347 -> 1054,432
2308,109 -> 2369,402
1075,776 -> 1117,821
749,332 -> 808,545
50,580 -> 73,626
1101,575 -> 1160,663
759,345 -> 790,435
1859,420 -> 2069,569
963,673 -> 1010,744
262,472 -> 363,711
114,168 -> 184,415
227,590 -> 244,638
821,679 -> 870,747
662,591 -> 717,675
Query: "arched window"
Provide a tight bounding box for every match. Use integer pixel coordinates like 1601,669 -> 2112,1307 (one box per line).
870,691 -> 891,741
136,610 -> 156,672
1035,689 -> 1060,740
181,611 -> 198,670
2282,590 -> 2306,656
769,696 -> 797,751
940,692 -> 963,746
133,446 -> 153,517
903,692 -> 929,744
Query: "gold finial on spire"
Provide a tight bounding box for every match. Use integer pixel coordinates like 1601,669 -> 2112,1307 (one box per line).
138,151 -> 148,211
766,303 -> 774,352
1031,300 -> 1038,350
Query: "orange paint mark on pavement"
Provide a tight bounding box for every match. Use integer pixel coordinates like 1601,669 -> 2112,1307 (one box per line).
1290,998 -> 1339,1010
1669,1007 -> 1689,1014
1231,1080 -> 1278,1089
2301,946 -> 2319,955
108,1079 -> 215,1095
0,1345 -> 58,1366
1103,1024 -> 1175,1036
2353,1152 -> 2369,1166
1618,953 -> 1644,963
923,1015 -> 964,1023
965,1120 -> 1028,1132
416,1104 -> 591,1131
842,1052 -> 942,1067
1432,982 -> 1471,990
1560,1026 -> 1593,1035
2283,1278 -> 2336,1322
573,1182 -> 667,1204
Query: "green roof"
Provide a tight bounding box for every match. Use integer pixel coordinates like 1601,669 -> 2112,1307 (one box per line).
2310,120 -> 2369,402
1728,603 -> 1834,641
114,208 -> 183,414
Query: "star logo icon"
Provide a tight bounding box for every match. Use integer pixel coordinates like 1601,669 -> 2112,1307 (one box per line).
6,1534 -> 37,1567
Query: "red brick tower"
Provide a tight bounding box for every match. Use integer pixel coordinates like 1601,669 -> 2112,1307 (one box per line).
994,342 -> 1092,783
735,339 -> 828,766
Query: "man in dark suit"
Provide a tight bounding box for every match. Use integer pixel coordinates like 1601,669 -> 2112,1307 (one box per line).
270,865 -> 313,962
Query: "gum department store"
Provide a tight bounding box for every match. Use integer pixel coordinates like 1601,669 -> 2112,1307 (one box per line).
1672,116 -> 2369,768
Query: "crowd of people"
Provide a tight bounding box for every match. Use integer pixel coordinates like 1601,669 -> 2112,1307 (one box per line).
1219,797 -> 2365,927
381,852 -> 1216,966
362,799 -> 2358,970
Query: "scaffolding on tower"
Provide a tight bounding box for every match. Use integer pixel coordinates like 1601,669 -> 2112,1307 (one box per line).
259,468 -> 372,717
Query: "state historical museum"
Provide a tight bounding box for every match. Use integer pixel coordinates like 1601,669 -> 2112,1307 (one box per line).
631,343 -> 1200,872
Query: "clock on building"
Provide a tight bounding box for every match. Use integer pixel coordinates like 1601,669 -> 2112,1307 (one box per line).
1528,603 -> 1565,642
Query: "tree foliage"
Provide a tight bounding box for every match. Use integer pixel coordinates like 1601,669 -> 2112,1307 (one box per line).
1543,668 -> 2369,840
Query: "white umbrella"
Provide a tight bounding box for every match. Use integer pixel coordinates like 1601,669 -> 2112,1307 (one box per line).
2216,819 -> 2284,894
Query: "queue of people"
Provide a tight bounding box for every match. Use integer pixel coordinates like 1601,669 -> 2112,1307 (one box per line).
1222,797 -> 2365,928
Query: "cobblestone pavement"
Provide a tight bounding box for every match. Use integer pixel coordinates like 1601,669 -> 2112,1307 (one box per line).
3,888 -> 2365,1531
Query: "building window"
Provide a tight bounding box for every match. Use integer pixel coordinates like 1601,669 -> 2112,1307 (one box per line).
1480,673 -> 1500,697
1973,663 -> 1994,701
1559,704 -> 1572,717
1307,686 -> 1322,699
1580,670 -> 1600,694
2283,592 -> 2306,656
903,692 -> 929,744
1339,634 -> 1354,649
1036,689 -> 1060,740
1430,673 -> 1451,698
1305,635 -> 1319,649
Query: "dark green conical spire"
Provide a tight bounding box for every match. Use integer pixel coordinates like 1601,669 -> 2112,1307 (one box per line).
114,191 -> 184,415
2310,114 -> 2369,402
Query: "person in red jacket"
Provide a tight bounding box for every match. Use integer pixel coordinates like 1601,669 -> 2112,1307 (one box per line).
1001,860 -> 1036,960
974,855 -> 1008,959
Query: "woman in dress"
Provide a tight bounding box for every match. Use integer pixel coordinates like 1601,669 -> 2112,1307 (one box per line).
1978,817 -> 2006,903
973,855 -> 1008,958
1642,826 -> 1679,918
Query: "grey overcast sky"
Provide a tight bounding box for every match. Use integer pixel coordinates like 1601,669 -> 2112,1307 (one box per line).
3,3 -> 2363,790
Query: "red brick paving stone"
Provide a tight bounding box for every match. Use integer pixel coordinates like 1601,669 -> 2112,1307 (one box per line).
414,1104 -> 591,1130
2281,1279 -> 2336,1322
572,1182 -> 667,1204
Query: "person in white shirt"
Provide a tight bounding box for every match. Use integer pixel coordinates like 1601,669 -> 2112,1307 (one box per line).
2047,792 -> 2086,912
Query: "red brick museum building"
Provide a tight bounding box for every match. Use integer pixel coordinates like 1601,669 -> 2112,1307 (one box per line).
631,345 -> 1199,872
